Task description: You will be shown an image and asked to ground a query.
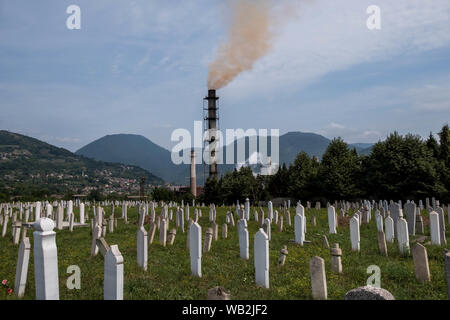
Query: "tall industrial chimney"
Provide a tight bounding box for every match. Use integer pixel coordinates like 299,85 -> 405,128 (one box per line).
190,149 -> 197,197
204,89 -> 219,179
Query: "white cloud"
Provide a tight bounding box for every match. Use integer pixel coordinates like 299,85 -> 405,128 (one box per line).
223,0 -> 450,99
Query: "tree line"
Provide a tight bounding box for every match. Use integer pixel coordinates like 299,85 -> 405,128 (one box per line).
199,124 -> 450,205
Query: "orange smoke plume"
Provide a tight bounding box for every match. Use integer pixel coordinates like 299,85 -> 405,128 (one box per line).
207,0 -> 273,90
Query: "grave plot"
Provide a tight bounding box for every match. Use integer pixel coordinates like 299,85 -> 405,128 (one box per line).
0,200 -> 449,300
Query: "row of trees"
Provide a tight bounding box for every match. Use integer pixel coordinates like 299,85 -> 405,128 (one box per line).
199,124 -> 450,205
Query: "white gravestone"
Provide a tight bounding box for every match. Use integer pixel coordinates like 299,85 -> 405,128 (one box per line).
137,226 -> 148,271
350,216 -> 360,252
385,215 -> 395,243
429,211 -> 441,246
239,220 -> 249,260
104,245 -> 123,300
310,256 -> 327,300
268,201 -> 273,221
160,218 -> 167,246
376,213 -> 384,232
264,218 -> 271,241
46,204 -> 53,218
328,206 -> 337,234
245,198 -> 250,220
14,237 -> 31,297
189,222 -> 202,277
294,213 -> 305,245
79,203 -> 85,224
436,207 -> 447,245
254,229 -> 269,288
33,218 -> 59,300
397,218 -> 410,255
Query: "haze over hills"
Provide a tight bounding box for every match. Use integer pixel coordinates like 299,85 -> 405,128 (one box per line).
76,132 -> 374,185
0,130 -> 163,197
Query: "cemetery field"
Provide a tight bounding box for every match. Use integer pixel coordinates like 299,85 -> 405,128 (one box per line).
0,207 -> 448,300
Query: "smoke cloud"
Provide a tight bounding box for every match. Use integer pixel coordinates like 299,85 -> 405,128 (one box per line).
207,0 -> 274,90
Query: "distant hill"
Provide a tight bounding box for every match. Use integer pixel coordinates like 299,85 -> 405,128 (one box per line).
75,134 -> 185,184
76,132 -> 374,185
0,130 -> 163,197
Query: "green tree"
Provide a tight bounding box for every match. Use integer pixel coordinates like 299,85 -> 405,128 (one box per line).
268,163 -> 289,197
438,124 -> 450,165
202,176 -> 222,205
287,152 -> 316,200
317,138 -> 360,200
221,167 -> 257,204
426,132 -> 440,158
364,132 -> 443,200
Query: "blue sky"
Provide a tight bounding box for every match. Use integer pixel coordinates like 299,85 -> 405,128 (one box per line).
0,0 -> 449,151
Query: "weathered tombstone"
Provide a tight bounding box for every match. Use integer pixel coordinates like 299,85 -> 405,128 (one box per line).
263,218 -> 271,241
330,244 -> 342,274
239,222 -> 249,260
412,243 -> 430,283
2,213 -> 8,237
69,213 -> 74,232
436,207 -> 447,245
245,198 -> 250,220
14,237 -> 31,297
168,229 -> 176,245
207,286 -> 231,300
385,215 -> 395,243
404,202 -> 416,235
254,229 -> 269,288
33,218 -> 59,300
211,221 -> 218,241
430,211 -> 441,246
376,214 -> 384,232
160,218 -> 167,247
277,215 -> 284,232
258,209 -> 264,228
190,222 -> 202,277
416,209 -> 424,235
310,256 -> 327,300
322,235 -> 330,249
222,223 -> 228,239
350,216 -> 360,252
79,203 -> 85,224
389,203 -> 402,236
285,209 -> 291,227
108,215 -> 114,233
104,245 -> 123,300
344,286 -> 395,300
203,228 -> 213,253
186,219 -> 194,250
91,225 -> 102,256
378,231 -> 388,256
96,238 -> 110,257
294,213 -> 305,245
397,218 -> 410,255
148,223 -> 156,245
278,245 -> 288,266
268,201 -> 273,221
12,222 -> 21,245
273,210 -> 278,225
137,226 -> 148,271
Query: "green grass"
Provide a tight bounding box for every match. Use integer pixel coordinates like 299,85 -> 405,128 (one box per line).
0,207 -> 448,300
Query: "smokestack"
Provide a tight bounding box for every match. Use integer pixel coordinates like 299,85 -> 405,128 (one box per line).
190,149 -> 197,197
204,89 -> 219,179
